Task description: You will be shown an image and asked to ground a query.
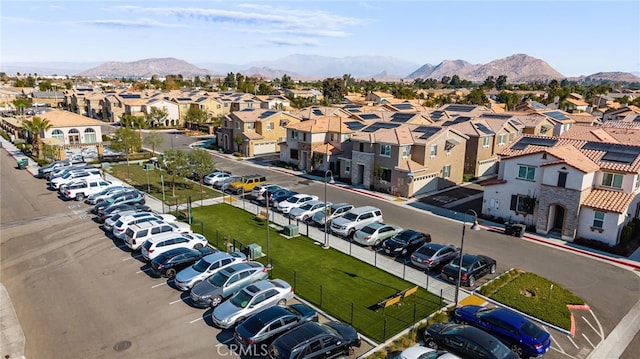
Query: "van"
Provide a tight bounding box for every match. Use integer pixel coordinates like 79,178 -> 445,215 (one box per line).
228,174 -> 267,194
123,220 -> 192,250
330,206 -> 383,238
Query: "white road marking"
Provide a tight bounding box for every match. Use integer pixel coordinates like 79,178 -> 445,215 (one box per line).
582,316 -> 599,337
136,268 -> 152,274
189,317 -> 203,324
151,282 -> 167,288
169,299 -> 182,305
112,244 -> 128,250
567,335 -> 579,349
549,334 -> 565,353
582,333 -> 596,349
588,308 -> 605,340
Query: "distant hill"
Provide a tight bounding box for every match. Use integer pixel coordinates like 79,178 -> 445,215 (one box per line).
76,58 -> 219,78
572,72 -> 640,83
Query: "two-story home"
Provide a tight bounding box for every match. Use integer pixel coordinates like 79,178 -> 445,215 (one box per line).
482,135 -> 640,246
507,113 -> 556,137
345,123 -> 468,197
290,106 -> 352,121
537,110 -> 576,136
216,109 -> 300,157
146,98 -> 180,126
279,116 -> 357,173
37,109 -> 104,146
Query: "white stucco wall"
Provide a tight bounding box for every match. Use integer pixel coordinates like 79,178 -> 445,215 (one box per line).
148,101 -> 180,122
576,207 -> 624,246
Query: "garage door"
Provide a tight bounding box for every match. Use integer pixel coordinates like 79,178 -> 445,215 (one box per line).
253,141 -> 276,155
412,173 -> 439,196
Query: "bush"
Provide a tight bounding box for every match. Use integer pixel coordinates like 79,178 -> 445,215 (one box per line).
0,131 -> 10,141
478,268 -> 523,296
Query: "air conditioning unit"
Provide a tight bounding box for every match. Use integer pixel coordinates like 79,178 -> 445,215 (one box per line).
246,243 -> 262,259
283,224 -> 299,237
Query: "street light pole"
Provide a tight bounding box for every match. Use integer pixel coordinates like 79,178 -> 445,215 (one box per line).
454,209 -> 480,307
266,189 -> 272,270
323,170 -> 335,249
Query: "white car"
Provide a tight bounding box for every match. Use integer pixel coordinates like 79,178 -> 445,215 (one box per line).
140,232 -> 209,261
211,279 -> 295,329
288,200 -> 330,221
203,171 -> 231,186
276,194 -> 319,214
60,179 -> 121,201
103,209 -> 140,231
86,186 -> 128,205
174,251 -> 247,291
112,212 -> 177,239
399,345 -> 461,359
124,220 -> 193,250
49,169 -> 102,190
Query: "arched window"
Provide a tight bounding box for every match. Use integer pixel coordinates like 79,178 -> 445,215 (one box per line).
84,128 -> 96,143
68,128 -> 80,145
51,129 -> 64,143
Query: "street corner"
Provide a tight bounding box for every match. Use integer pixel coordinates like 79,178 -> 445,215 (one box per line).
458,293 -> 487,307
546,304 -> 603,359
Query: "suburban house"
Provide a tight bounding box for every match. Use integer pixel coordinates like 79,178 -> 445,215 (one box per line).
290,106 -> 351,121
482,135 -> 640,246
365,91 -> 395,104
253,95 -> 290,110
84,92 -> 107,120
101,93 -> 125,122
38,109 -> 104,146
344,122 -> 468,197
535,110 -> 576,136
602,106 -> 640,122
564,93 -> 589,113
279,116 -> 358,174
508,113 -> 556,137
146,98 -> 180,126
216,108 -> 300,156
31,91 -> 65,108
429,104 -> 493,123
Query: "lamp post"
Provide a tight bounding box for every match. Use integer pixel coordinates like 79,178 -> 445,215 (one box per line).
323,170 -> 335,249
265,189 -> 272,270
454,209 -> 480,308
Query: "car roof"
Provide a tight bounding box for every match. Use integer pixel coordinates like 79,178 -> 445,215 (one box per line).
331,203 -> 352,209
145,230 -> 191,244
202,251 -> 242,262
244,305 -> 293,324
220,261 -> 262,274
156,247 -> 197,260
445,324 -> 505,349
349,206 -> 380,214
129,219 -> 168,230
275,322 -> 330,351
363,222 -> 386,229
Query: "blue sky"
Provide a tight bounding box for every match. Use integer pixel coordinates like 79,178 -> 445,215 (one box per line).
2,1 -> 639,77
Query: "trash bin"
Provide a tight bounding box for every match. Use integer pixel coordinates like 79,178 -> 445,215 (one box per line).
504,222 -> 526,238
16,159 -> 28,169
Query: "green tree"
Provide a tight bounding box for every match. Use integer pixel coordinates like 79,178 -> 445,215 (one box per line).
257,82 -> 274,95
146,107 -> 169,127
38,80 -> 53,91
12,97 -> 32,115
465,88 -> 489,105
280,74 -> 294,89
21,116 -> 51,159
497,91 -> 521,111
495,75 -> 508,91
184,107 -> 208,131
482,76 -> 496,90
163,149 -> 190,197
109,127 -> 142,180
188,149 -> 216,200
322,78 -> 346,104
224,72 -> 237,89
143,131 -> 163,155
233,135 -> 244,154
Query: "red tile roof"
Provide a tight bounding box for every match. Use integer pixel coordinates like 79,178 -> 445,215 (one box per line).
582,189 -> 635,214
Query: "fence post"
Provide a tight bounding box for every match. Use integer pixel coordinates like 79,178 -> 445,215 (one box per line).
320,285 -> 323,307
374,249 -> 377,267
383,318 -> 387,342
403,262 -> 406,280
413,303 -> 417,324
306,221 -> 309,236
350,303 -> 354,325
439,289 -> 443,308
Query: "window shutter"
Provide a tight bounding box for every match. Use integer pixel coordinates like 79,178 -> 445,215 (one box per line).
510,195 -> 517,211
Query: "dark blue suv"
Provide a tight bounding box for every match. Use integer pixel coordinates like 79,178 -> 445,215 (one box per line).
454,305 -> 551,358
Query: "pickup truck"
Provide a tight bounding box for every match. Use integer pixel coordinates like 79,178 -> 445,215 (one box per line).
61,179 -> 122,201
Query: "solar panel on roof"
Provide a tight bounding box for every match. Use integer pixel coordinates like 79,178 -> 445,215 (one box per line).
361,122 -> 401,132
393,103 -> 414,110
444,104 -> 475,112
481,113 -> 512,119
120,94 -> 141,99
259,110 -> 277,118
360,113 -> 381,120
601,152 -> 637,164
633,115 -> 640,122
414,126 -> 439,133
430,111 -> 444,119
418,127 -> 441,140
544,111 -> 569,121
474,123 -> 494,135
390,113 -> 414,123
582,142 -> 640,155
510,137 -> 558,150
344,121 -> 366,130
531,101 -> 547,109
312,109 -> 324,116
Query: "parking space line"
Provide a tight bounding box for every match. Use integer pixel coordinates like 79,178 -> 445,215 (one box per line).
111,244 -> 128,250
582,333 -> 596,349
581,316 -> 599,336
567,335 -> 579,349
549,334 -> 565,353
136,268 -> 152,274
189,317 -> 203,324
151,282 -> 168,288
169,299 -> 182,305
588,308 -> 605,340
122,255 -> 143,261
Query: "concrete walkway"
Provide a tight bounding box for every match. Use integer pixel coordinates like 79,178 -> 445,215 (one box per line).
0,284 -> 25,359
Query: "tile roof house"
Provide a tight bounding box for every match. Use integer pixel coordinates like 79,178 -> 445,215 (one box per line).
290,106 -> 352,121
365,91 -> 395,104
482,135 -> 640,246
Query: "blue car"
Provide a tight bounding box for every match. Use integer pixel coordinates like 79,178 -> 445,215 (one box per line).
265,189 -> 298,208
454,305 -> 551,358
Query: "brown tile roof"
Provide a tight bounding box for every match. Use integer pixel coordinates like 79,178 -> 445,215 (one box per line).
287,116 -> 354,133
542,145 -> 601,173
560,125 -> 620,143
36,109 -> 103,127
395,159 -> 428,172
566,98 -> 589,107
243,132 -> 264,140
582,189 -> 635,213
312,143 -> 341,155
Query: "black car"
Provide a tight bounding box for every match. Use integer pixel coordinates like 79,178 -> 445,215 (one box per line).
234,304 -> 318,349
150,246 -> 217,278
94,190 -> 145,215
265,189 -> 298,207
441,254 -> 497,287
268,321 -> 361,359
423,322 -> 518,359
98,204 -> 151,223
380,229 -> 431,256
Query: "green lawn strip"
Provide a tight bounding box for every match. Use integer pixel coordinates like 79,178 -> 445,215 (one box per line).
486,271 -> 585,330
191,204 -> 441,342
107,164 -> 220,205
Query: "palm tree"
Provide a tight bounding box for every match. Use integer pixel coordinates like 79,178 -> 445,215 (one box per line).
22,116 -> 51,159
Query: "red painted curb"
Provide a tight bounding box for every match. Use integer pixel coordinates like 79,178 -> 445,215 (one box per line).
569,311 -> 576,337
567,304 -> 591,311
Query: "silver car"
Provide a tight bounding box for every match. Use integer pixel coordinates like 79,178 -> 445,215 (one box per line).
211,278 -> 294,329
312,203 -> 354,227
174,251 -> 247,291
216,175 -> 241,191
288,200 -> 330,222
410,243 -> 461,271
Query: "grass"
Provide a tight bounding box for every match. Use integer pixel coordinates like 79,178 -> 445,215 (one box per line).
480,269 -> 585,330
190,204 -> 442,343
107,164 -> 221,205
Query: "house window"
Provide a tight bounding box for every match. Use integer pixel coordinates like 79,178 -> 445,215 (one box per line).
498,133 -> 506,145
442,165 -> 451,179
380,145 -> 391,157
593,211 -> 605,229
402,145 -> 410,159
430,144 -> 438,156
557,172 -> 567,188
602,172 -> 623,188
291,131 -> 298,140
482,137 -> 490,147
246,123 -> 254,130
235,121 -> 241,130
381,169 -> 392,182
267,122 -> 274,130
290,149 -> 299,160
510,195 -> 535,214
344,160 -> 351,174
51,129 -> 64,142
344,134 -> 350,141
517,165 -> 536,181
303,133 -> 307,141
84,128 -> 96,143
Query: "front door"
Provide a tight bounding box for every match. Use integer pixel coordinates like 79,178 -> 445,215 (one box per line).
553,205 -> 565,231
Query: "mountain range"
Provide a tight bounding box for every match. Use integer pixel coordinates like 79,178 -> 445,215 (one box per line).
3,54 -> 639,83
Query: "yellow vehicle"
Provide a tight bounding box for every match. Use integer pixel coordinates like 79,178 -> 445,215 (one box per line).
229,174 -> 267,194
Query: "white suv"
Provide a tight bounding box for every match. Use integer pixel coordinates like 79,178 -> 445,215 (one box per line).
330,206 -> 383,238
276,194 -> 319,214
49,169 -> 102,190
112,212 -> 177,239
124,220 -> 192,250
140,232 -> 209,261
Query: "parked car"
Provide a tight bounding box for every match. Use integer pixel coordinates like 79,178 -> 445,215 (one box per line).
98,204 -> 151,223
234,304 -> 318,349
93,190 -> 145,215
216,175 -> 241,191
123,220 -> 192,250
49,169 -> 102,190
311,202 -> 354,227
36,160 -> 71,178
288,200 -> 329,221
86,185 -> 128,205
111,212 -> 177,239
268,321 -> 361,359
104,209 -> 163,231
454,306 -> 551,358
140,231 -> 206,261
410,243 -> 461,271
423,323 -> 518,359
251,184 -> 282,200
441,254 -> 497,287
61,179 -> 121,201
150,246 -> 217,278
380,229 -> 431,257
276,194 -> 319,214
352,222 -> 403,247
264,189 -> 298,208
229,174 -> 267,195
174,251 -> 247,291
330,206 -> 383,238
203,171 -> 232,186
212,278 -> 295,329
190,262 -> 268,308
46,164 -> 95,181
399,345 -> 461,359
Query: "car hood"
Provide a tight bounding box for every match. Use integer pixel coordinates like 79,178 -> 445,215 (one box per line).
289,207 -> 306,216
212,299 -> 242,320
454,305 -> 483,321
175,266 -> 202,282
382,238 -> 406,250
289,303 -> 317,320
324,321 -> 359,344
190,280 -> 221,298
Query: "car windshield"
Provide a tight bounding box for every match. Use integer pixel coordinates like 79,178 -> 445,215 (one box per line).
361,226 -> 377,234
489,341 -> 513,359
241,316 -> 266,334
286,197 -> 299,203
391,231 -> 413,244
114,220 -> 123,227
192,258 -> 212,273
207,272 -> 229,287
62,172 -> 72,179
110,214 -> 122,221
299,203 -> 313,210
230,289 -> 254,308
417,245 -> 439,256
521,320 -> 545,339
142,240 -> 153,250
342,212 -> 358,221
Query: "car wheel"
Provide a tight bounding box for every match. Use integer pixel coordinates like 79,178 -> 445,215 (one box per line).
76,193 -> 85,201
166,268 -> 176,278
511,344 -> 524,358
348,229 -> 355,239
373,239 -> 381,248
490,263 -> 497,274
210,295 -> 223,307
468,275 -> 476,287
346,346 -> 355,356
277,299 -> 286,306
424,338 -> 438,350
194,243 -> 203,249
